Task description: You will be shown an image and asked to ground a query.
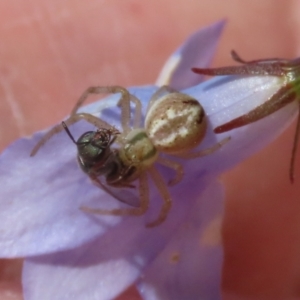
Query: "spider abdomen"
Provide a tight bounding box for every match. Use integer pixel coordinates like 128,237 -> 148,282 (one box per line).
145,93 -> 206,154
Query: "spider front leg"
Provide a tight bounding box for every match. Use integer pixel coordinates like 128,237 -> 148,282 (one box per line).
71,85 -> 144,135
30,113 -> 112,156
71,85 -> 133,133
71,86 -> 130,114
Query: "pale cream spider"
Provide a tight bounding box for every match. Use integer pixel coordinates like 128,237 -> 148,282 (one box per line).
31,86 -> 229,227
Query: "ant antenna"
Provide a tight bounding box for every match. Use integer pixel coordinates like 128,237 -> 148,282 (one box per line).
62,121 -> 77,144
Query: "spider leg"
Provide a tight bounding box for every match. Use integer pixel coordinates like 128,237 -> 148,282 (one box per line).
80,171 -> 149,217
130,94 -> 142,128
151,85 -> 178,101
146,166 -> 172,228
71,85 -> 130,114
147,85 -> 178,112
156,157 -> 184,186
30,113 -> 112,156
174,137 -> 230,159
71,85 -> 133,136
118,93 -> 142,129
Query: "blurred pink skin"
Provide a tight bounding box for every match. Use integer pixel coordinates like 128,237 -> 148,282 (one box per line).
0,1 -> 300,300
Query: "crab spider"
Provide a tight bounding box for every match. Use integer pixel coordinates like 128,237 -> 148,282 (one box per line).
31,86 -> 229,227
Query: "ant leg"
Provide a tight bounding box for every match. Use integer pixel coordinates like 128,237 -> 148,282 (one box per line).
174,137 -> 230,159
80,172 -> 149,217
30,113 -> 113,156
90,176 -> 123,202
156,157 -> 184,186
146,166 -> 172,228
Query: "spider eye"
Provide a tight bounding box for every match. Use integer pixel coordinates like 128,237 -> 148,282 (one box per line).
77,131 -> 106,161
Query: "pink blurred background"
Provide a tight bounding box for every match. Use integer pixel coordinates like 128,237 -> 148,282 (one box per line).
0,1 -> 300,299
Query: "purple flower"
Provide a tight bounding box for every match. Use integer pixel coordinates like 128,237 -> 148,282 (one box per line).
0,21 -> 296,300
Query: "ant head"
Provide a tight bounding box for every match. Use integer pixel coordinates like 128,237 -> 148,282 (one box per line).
62,122 -> 109,162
